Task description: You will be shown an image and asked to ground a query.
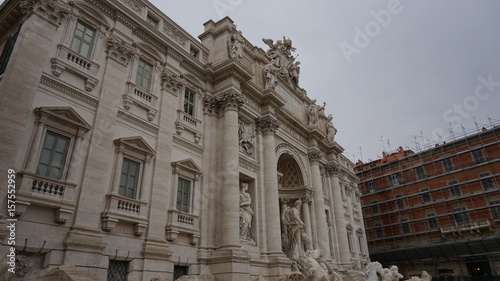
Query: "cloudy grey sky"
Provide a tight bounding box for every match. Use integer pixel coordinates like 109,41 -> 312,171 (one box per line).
118,1 -> 500,162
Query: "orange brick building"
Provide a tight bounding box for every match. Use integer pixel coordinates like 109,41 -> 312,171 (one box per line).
355,124 -> 500,279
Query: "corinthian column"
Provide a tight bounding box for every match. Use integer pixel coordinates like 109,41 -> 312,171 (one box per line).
257,116 -> 282,255
326,162 -> 350,264
218,90 -> 244,249
308,149 -> 330,257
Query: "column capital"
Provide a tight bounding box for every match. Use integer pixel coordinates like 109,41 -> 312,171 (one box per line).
217,89 -> 245,111
325,162 -> 340,177
307,148 -> 323,164
257,116 -> 279,135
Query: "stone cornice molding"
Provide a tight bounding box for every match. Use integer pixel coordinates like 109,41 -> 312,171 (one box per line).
161,69 -> 185,95
217,90 -> 245,112
307,148 -> 323,164
257,116 -> 279,135
212,58 -> 253,84
21,0 -> 71,25
107,33 -> 136,65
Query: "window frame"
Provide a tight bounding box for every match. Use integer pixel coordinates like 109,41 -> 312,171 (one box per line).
118,156 -> 142,199
366,180 -> 376,193
395,194 -> 405,209
448,180 -> 461,197
70,20 -> 96,59
415,165 -> 426,180
146,14 -> 159,28
176,177 -> 192,213
443,157 -> 454,172
420,187 -> 432,203
426,213 -> 438,229
26,107 -> 91,182
36,130 -> 72,180
471,148 -> 486,164
183,87 -> 196,116
489,200 -> 500,220
171,159 -> 202,215
401,218 -> 411,234
136,58 -> 153,91
480,172 -> 495,190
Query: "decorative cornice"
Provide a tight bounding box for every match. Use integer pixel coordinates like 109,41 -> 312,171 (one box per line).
117,109 -> 159,135
161,69 -> 185,94
107,34 -> 136,66
257,116 -> 279,135
22,0 -> 71,25
40,74 -> 99,108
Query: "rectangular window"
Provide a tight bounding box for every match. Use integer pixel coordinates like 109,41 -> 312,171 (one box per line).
0,29 -> 19,75
427,213 -> 438,229
480,173 -> 495,190
371,201 -> 379,214
184,88 -> 196,116
366,180 -> 376,193
107,260 -> 128,281
449,180 -> 461,197
395,194 -> 405,209
401,218 -> 410,234
189,48 -> 198,58
136,59 -> 153,91
119,158 -> 140,199
374,224 -> 383,238
174,265 -> 188,280
420,188 -> 431,203
490,201 -> 500,219
453,207 -> 469,225
471,148 -> 486,164
176,177 -> 191,213
358,236 -> 364,253
70,21 -> 96,58
146,15 -> 158,28
36,131 -> 70,180
415,166 -> 426,180
389,173 -> 400,186
443,158 -> 454,172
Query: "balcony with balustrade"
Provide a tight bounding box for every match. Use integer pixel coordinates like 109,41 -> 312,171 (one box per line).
165,209 -> 200,245
51,44 -> 100,91
100,194 -> 149,237
122,82 -> 158,121
16,171 -> 77,224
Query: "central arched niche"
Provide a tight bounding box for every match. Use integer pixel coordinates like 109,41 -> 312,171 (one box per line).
277,153 -> 304,188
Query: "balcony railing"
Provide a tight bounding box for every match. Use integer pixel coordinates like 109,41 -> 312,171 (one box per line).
101,194 -> 149,235
123,83 -> 158,121
165,209 -> 200,244
440,220 -> 492,236
51,45 -> 100,91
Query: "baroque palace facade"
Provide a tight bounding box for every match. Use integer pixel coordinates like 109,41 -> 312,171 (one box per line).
356,126 -> 500,279
0,0 -> 366,280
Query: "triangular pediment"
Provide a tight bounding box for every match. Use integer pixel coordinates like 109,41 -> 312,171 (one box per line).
35,107 -> 91,131
171,158 -> 202,175
115,136 -> 155,156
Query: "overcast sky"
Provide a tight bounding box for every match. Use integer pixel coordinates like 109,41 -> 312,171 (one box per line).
82,1 -> 500,162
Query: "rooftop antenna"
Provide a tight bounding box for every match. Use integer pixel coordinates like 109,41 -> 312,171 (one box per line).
448,123 -> 456,140
387,139 -> 392,153
379,135 -> 386,153
413,136 -> 421,151
473,116 -> 480,131
436,132 -> 442,143
359,147 -> 363,163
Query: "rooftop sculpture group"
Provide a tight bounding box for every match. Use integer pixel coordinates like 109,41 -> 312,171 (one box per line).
262,37 -> 301,89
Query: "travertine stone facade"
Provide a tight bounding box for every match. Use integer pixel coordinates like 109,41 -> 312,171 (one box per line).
0,0 -> 367,280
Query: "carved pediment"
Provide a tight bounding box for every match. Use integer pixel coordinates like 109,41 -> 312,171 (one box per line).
35,106 -> 91,131
171,159 -> 202,176
70,0 -> 110,28
114,136 -> 155,157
